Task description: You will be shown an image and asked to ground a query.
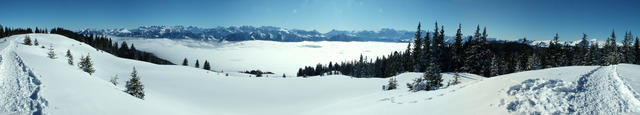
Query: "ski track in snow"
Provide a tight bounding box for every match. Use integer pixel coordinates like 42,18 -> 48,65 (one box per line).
0,38 -> 48,115
505,66 -> 640,114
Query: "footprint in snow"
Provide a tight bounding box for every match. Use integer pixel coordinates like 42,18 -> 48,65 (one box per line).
409,100 -> 418,103
378,98 -> 391,102
438,94 -> 445,96
425,97 -> 432,100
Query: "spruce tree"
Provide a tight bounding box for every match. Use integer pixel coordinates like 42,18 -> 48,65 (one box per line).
452,24 -> 464,72
34,39 -> 39,46
119,41 -> 129,57
24,35 -> 32,45
385,77 -> 398,90
404,42 -> 412,71
526,52 -> 542,70
513,53 -> 522,72
182,58 -> 188,66
451,72 -> 461,85
130,43 -> 138,59
79,54 -> 95,75
479,27 -> 493,77
412,22 -> 423,72
635,37 -> 640,64
579,34 -> 589,65
622,32 -> 634,63
591,43 -> 601,65
604,31 -> 619,65
552,33 -> 562,67
125,67 -> 145,99
203,60 -> 211,70
463,36 -> 479,73
110,75 -> 119,86
47,45 -> 56,59
426,54 -> 442,90
489,54 -> 500,77
195,60 -> 200,68
419,31 -> 431,72
66,50 -> 73,65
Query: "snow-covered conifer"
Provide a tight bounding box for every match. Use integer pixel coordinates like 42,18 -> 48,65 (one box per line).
66,50 -> 73,65
126,67 -> 145,99
79,54 -> 95,75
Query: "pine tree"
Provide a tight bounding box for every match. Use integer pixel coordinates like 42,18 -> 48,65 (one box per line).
412,22 -> 423,72
451,72 -> 461,85
604,31 -> 619,65
47,45 -> 56,59
526,52 -> 542,70
119,41 -> 129,57
463,36 -> 479,73
489,54 -> 500,77
552,33 -> 562,67
357,54 -> 365,77
591,43 -> 601,65
182,58 -> 188,66
125,67 -> 145,99
419,31 -> 431,72
579,34 -> 589,65
0,25 -> 3,37
622,32 -> 634,63
404,42 -> 412,71
611,31 -> 619,64
426,55 -> 443,90
584,43 -> 593,65
385,77 -> 398,90
203,60 -> 211,70
79,54 -> 95,75
66,50 -> 73,65
34,39 -> 39,46
635,37 -> 640,64
479,27 -> 493,77
452,24 -> 464,72
130,43 -> 138,59
110,75 -> 119,86
195,60 -> 200,68
24,35 -> 32,45
513,53 -> 522,72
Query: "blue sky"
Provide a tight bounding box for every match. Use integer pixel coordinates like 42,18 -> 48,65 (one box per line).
1,0 -> 639,41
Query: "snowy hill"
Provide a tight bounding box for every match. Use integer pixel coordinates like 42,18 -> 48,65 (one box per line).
1,34 -> 640,115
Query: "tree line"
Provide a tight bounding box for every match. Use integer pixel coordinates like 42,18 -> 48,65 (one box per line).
50,28 -> 174,65
297,22 -> 640,79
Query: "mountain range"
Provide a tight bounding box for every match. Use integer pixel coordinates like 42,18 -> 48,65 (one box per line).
79,26 -> 610,47
78,26 -> 420,42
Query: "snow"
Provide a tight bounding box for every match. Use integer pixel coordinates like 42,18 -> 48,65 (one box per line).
1,34 -> 639,115
505,66 -> 640,114
110,37 -> 408,76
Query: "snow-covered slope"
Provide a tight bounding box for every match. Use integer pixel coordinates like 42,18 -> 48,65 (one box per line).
310,66 -> 640,115
0,34 -> 476,114
1,34 -> 639,115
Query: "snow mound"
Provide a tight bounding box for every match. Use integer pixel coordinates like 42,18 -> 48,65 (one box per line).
505,66 -> 640,114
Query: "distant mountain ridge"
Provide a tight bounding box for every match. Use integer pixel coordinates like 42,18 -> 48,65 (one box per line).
79,26 -> 420,42
78,26 -> 609,47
